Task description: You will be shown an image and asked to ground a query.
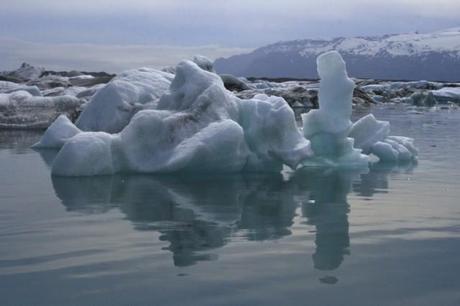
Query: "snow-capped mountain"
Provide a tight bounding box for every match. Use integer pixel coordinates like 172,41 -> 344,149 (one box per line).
215,28 -> 460,81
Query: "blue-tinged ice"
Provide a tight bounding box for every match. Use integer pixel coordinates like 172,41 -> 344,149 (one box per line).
45,60 -> 311,176
35,52 -> 416,176
301,51 -> 417,165
301,51 -> 369,168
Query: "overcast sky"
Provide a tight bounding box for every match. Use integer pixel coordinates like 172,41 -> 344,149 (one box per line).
1,0 -> 459,71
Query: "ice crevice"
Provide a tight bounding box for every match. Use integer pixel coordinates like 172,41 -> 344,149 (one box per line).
34,52 -> 417,176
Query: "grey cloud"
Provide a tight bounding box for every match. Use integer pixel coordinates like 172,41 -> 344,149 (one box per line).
0,38 -> 251,72
0,0 -> 459,70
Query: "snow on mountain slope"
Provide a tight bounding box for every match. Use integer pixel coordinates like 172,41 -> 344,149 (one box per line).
262,28 -> 460,58
215,28 -> 460,81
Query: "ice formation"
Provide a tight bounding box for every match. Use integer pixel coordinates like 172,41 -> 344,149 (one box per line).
76,68 -> 174,133
41,60 -> 311,176
2,63 -> 44,81
35,51 -> 417,176
0,91 -> 83,129
431,87 -> 460,104
301,51 -> 417,165
0,81 -> 42,96
349,114 -> 417,162
301,51 -> 369,167
33,115 -> 81,148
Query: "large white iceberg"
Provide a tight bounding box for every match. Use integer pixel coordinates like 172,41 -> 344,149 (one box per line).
35,51 -> 417,176
42,60 -> 311,176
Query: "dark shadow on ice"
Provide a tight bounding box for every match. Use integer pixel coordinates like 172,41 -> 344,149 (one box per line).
50,164 -> 413,269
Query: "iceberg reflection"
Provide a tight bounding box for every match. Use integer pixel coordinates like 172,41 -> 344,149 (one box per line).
297,169 -> 352,271
50,165 -> 406,270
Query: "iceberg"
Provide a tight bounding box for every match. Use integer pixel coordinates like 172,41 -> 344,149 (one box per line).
35,51 -> 417,176
0,90 -> 83,129
301,51 -> 417,165
44,60 -> 311,176
301,51 -> 369,168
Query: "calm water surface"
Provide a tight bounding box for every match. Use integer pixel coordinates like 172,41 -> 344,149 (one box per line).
0,105 -> 459,306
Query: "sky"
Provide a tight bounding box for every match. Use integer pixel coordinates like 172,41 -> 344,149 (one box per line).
1,0 -> 459,72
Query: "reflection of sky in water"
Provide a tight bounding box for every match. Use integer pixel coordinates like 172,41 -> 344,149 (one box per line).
1,106 -> 460,305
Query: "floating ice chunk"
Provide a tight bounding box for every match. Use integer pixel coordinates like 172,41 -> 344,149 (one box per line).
32,115 -> 81,148
28,74 -> 70,90
386,136 -> 417,156
76,68 -> 174,133
301,51 -> 417,165
47,60 -> 311,176
369,141 -> 398,162
349,114 -> 417,162
369,137 -> 415,162
301,51 -> 368,168
382,139 -> 411,160
0,91 -> 83,129
0,81 -> 41,96
349,114 -> 390,153
431,87 -> 460,104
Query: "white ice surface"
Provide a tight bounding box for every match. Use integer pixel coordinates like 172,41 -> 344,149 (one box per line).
0,91 -> 83,129
301,51 -> 369,168
48,60 -> 311,176
33,115 -> 81,148
349,114 -> 417,162
431,87 -> 460,103
37,52 -> 419,176
76,68 -> 174,133
349,114 -> 390,153
0,81 -> 42,96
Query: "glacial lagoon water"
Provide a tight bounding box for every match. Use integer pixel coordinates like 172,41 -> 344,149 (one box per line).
0,105 -> 460,306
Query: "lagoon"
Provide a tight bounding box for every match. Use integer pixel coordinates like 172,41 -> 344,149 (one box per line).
1,105 -> 459,306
